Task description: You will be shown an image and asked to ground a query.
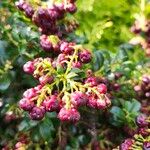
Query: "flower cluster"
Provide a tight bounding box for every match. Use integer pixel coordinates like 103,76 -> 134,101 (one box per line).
16,0 -> 111,123
20,46 -> 110,122
130,19 -> 150,56
119,114 -> 150,150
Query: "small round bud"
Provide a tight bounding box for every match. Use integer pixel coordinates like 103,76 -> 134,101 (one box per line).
29,106 -> 45,120
136,114 -> 148,127
71,92 -> 88,107
79,50 -> 92,63
58,107 -> 80,122
97,84 -> 107,94
43,95 -> 59,112
23,61 -> 35,74
19,98 -> 35,111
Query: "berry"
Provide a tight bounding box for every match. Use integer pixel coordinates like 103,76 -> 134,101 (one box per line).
145,92 -> 150,98
60,41 -> 74,54
55,3 -> 65,19
47,7 -> 60,20
57,53 -> 68,67
19,98 -> 34,111
48,4 -> 65,20
66,3 -> 77,14
96,99 -> 107,109
120,139 -> 133,150
23,61 -> 34,74
79,50 -> 92,63
143,142 -> 150,150
29,106 -> 45,120
58,107 -> 80,122
96,84 -> 107,94
105,96 -> 111,105
87,96 -> 97,108
15,1 -> 34,18
32,8 -> 58,35
24,5 -> 34,18
71,92 -> 88,107
15,0 -> 25,10
134,85 -> 141,92
114,72 -> 123,80
142,76 -> 150,84
136,114 -> 148,127
112,83 -> 121,91
34,85 -> 43,92
40,35 -> 60,52
15,142 -> 25,149
43,95 -> 59,112
40,35 -> 52,51
39,75 -> 54,85
138,128 -> 149,136
4,112 -> 16,123
72,61 -> 82,68
86,69 -> 93,77
23,88 -> 36,99
134,75 -> 150,100
85,77 -> 98,87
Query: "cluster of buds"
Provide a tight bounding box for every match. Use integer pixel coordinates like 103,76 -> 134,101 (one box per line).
15,0 -> 78,36
15,0 -> 34,18
134,75 -> 150,101
16,0 -> 111,123
134,75 -> 150,115
20,45 -> 111,122
119,114 -> 150,150
130,19 -> 150,56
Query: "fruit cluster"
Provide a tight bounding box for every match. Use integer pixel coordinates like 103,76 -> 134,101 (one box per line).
134,75 -> 150,115
130,19 -> 150,56
16,0 -> 111,122
134,75 -> 150,101
16,0 -> 78,36
20,45 -> 111,122
119,114 -> 150,150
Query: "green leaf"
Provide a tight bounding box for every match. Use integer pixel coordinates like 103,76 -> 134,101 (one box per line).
110,106 -> 124,119
71,68 -> 83,74
39,123 -> 52,141
57,65 -> 65,74
92,51 -> 104,71
116,48 -> 128,61
0,40 -> 8,61
67,72 -> 78,79
70,68 -> 86,80
0,75 -> 11,91
69,137 -> 79,149
129,99 -> 141,112
123,99 -> 141,112
119,43 -> 134,52
78,135 -> 91,146
39,118 -> 54,141
18,118 -> 38,131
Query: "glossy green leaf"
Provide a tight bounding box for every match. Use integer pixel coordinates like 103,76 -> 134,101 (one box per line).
92,51 -> 104,71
